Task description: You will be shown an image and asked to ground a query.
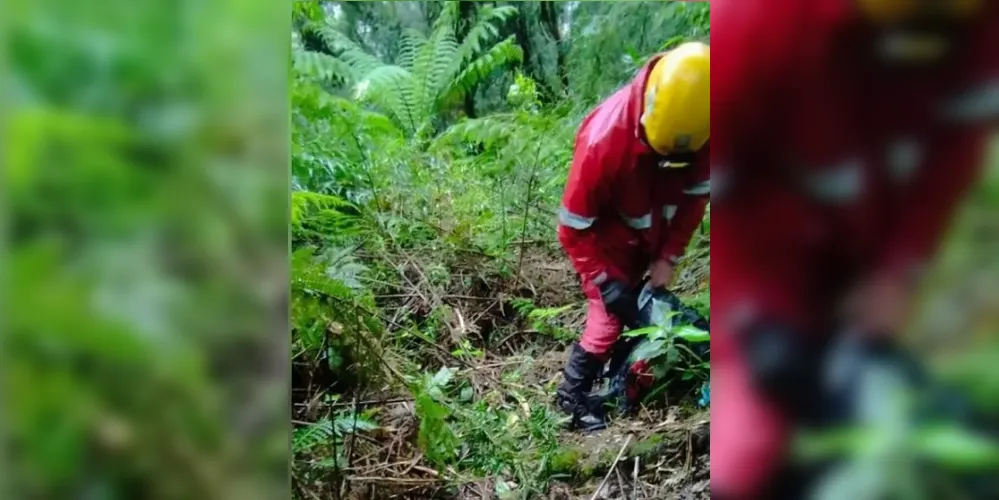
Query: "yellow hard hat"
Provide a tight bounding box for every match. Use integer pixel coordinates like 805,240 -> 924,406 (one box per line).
641,42 -> 710,156
856,0 -> 982,24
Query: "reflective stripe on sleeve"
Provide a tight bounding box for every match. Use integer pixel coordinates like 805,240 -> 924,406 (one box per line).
620,211 -> 652,230
941,80 -> 999,122
663,204 -> 677,222
683,180 -> 711,196
558,206 -> 597,230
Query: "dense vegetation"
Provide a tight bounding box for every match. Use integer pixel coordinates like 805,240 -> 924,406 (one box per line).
6,1 -> 999,499
290,2 -> 711,499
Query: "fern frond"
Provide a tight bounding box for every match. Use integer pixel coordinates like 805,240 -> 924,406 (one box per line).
355,64 -> 412,98
293,48 -> 354,86
482,5 -> 520,24
434,114 -> 518,150
334,412 -> 379,434
441,37 -> 523,108
309,90 -> 403,141
311,24 -> 384,76
457,5 -> 519,66
291,191 -> 355,229
293,419 -> 336,454
298,5 -> 524,139
293,412 -> 378,454
292,247 -> 358,299
409,26 -> 445,128
395,28 -> 426,70
428,30 -> 462,106
318,246 -> 368,291
432,0 -> 460,33
355,65 -> 419,133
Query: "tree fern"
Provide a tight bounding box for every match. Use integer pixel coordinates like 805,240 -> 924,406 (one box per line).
394,29 -> 424,70
301,5 -> 523,138
456,5 -> 519,64
354,64 -> 416,132
311,24 -> 385,77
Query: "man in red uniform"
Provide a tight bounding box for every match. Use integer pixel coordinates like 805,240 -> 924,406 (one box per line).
712,0 -> 999,497
556,42 -> 710,431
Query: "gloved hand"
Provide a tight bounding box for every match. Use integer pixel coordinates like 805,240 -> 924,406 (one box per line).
648,259 -> 675,288
840,272 -> 913,339
741,322 -> 822,420
599,279 -> 640,329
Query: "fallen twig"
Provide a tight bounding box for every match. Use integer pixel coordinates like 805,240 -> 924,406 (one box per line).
590,434 -> 633,500
457,359 -> 524,374
398,453 -> 423,475
345,396 -> 360,472
345,476 -> 441,485
615,463 -> 627,499
350,460 -> 415,475
633,457 -> 644,498
377,293 -> 498,301
319,397 -> 414,409
684,429 -> 693,472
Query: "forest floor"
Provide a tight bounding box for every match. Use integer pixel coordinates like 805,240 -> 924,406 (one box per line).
311,245 -> 711,500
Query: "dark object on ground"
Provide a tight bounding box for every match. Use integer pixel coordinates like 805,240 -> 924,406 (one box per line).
782,333 -> 999,499
598,279 -> 640,329
556,342 -> 609,432
591,283 -> 711,417
741,322 -> 825,420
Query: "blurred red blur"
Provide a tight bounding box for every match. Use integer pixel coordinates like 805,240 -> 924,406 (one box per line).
711,0 -> 999,498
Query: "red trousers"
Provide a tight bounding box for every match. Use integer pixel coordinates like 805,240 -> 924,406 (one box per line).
712,341 -> 791,499
578,260 -> 646,357
710,233 -> 840,499
579,295 -> 624,357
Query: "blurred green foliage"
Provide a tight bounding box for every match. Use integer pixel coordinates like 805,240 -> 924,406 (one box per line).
5,0 -> 289,499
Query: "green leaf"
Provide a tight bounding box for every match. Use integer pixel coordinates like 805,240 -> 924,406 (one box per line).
622,326 -> 662,338
674,325 -> 709,343
916,425 -> 999,470
430,366 -> 454,390
334,414 -> 379,434
460,386 -> 474,402
495,479 -> 518,499
794,427 -> 870,460
630,339 -> 667,363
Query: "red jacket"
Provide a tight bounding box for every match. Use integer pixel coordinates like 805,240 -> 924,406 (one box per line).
558,54 -> 710,296
712,0 -> 999,328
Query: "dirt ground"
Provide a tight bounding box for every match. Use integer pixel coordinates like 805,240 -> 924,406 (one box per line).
313,247 -> 710,500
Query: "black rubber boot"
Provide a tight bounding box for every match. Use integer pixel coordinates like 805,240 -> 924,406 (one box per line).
584,337 -> 640,417
556,343 -> 608,432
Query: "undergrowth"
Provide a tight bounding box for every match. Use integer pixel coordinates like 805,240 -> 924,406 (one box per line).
290,2 -> 712,499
